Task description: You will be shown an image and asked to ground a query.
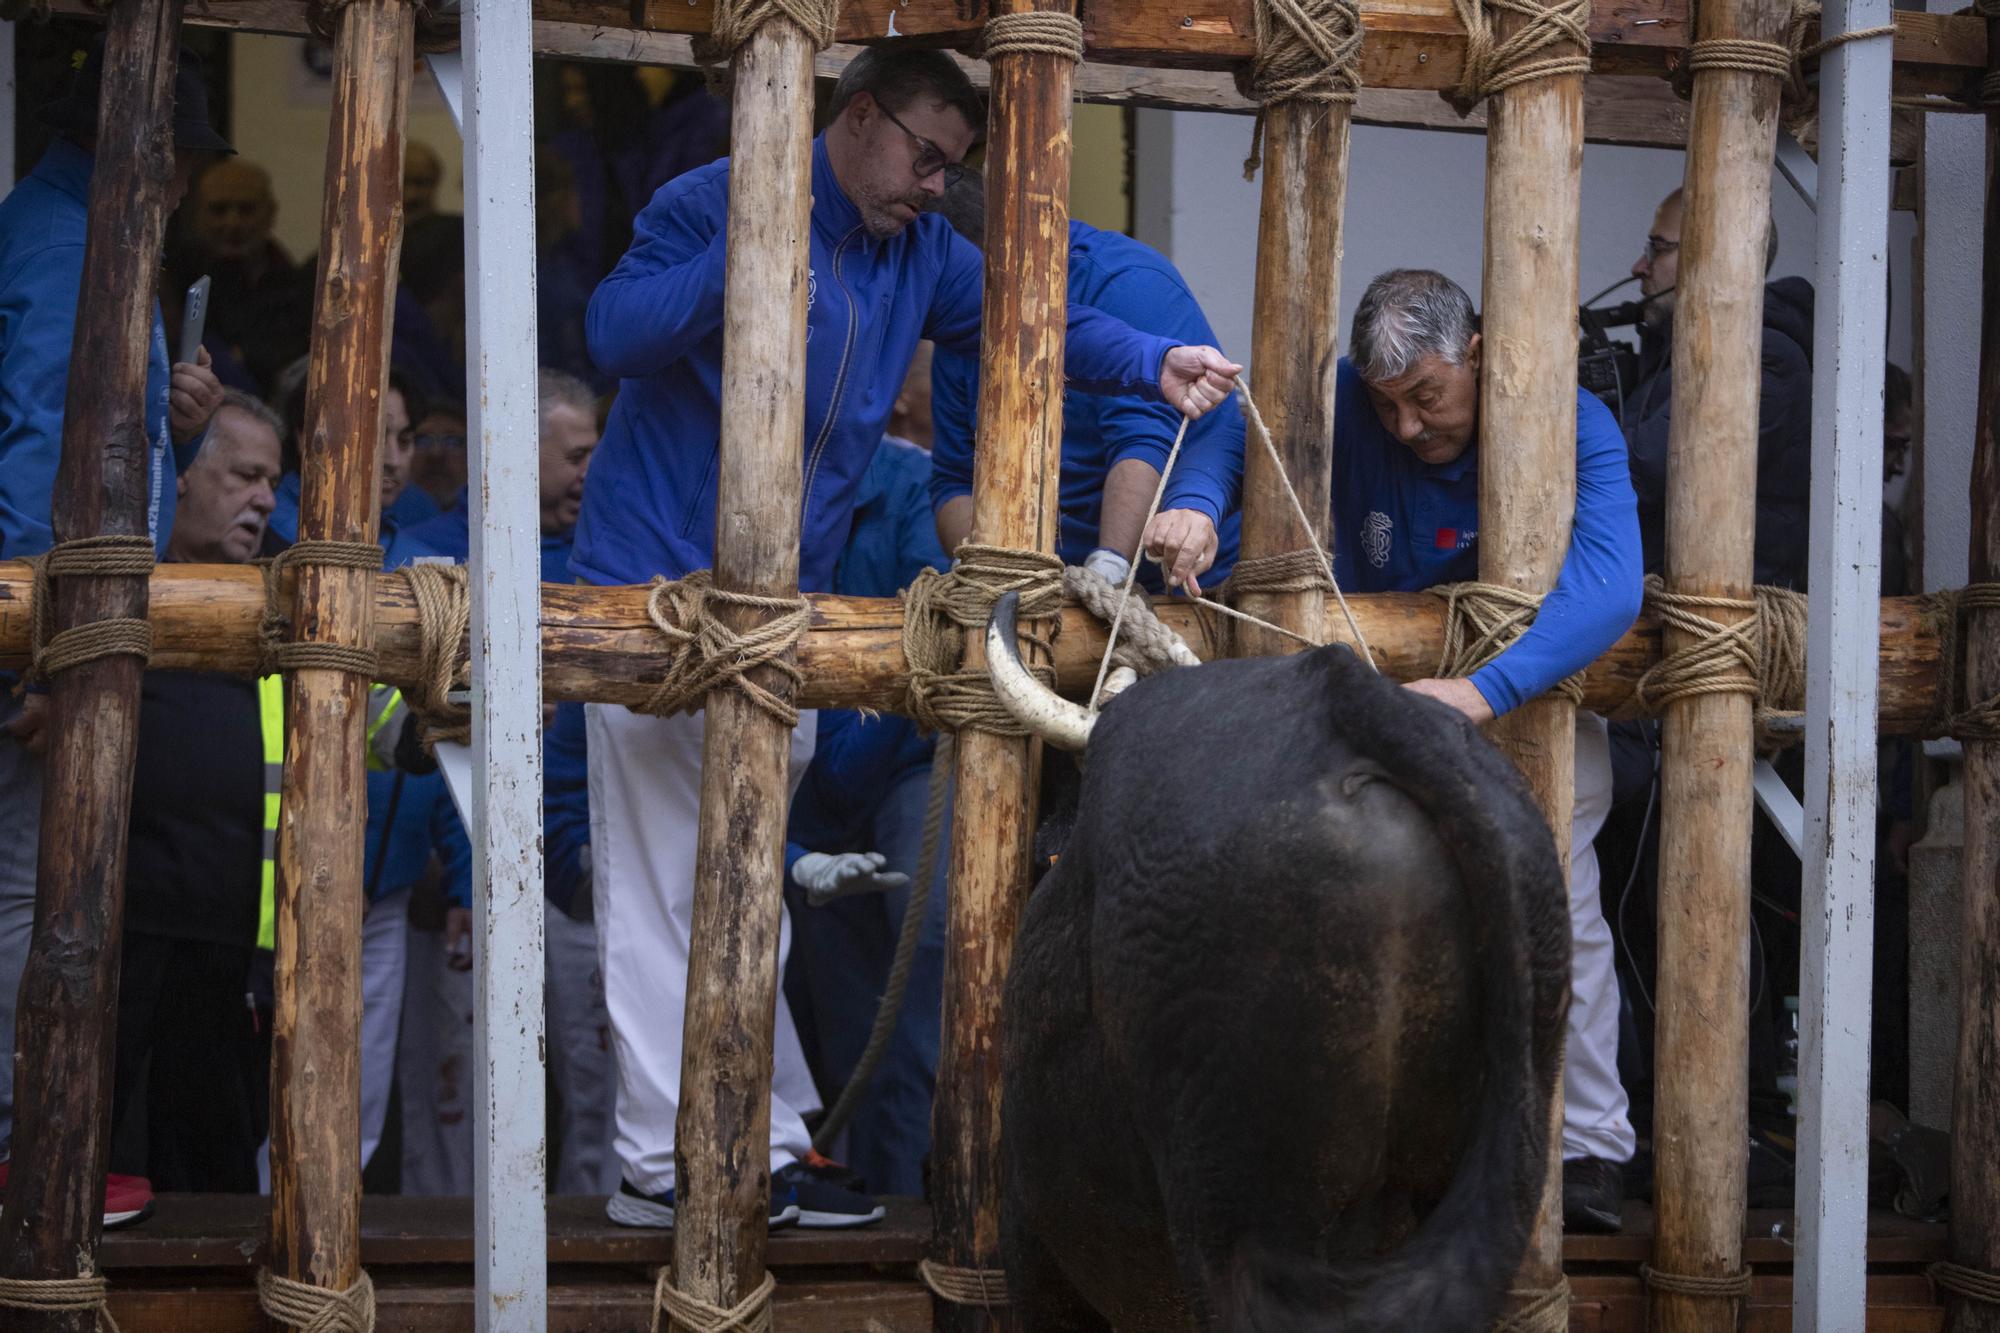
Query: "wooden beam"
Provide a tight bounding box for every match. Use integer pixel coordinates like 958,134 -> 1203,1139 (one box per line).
0,1 -> 186,1328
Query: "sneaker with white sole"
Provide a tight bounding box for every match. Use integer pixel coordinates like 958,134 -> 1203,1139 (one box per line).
0,1161 -> 154,1230
604,1177 -> 800,1230
773,1159 -> 886,1229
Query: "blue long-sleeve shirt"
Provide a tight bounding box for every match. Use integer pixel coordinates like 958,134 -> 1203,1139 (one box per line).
574,136 -> 1177,595
0,140 -> 191,561
1330,359 -> 1643,716
930,221 -> 1243,592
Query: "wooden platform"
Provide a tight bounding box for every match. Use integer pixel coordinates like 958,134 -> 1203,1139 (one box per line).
92,1195 -> 1950,1330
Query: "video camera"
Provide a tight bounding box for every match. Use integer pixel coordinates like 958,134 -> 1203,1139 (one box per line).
1578,298 -> 1646,418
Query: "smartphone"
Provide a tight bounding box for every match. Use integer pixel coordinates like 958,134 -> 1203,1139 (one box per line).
177,275 -> 211,365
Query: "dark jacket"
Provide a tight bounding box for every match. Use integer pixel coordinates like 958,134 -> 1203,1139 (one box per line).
1622,276 -> 1816,591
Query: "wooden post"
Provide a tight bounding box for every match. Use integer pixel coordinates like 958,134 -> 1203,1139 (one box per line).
0,2 -> 184,1328
1649,0 -> 1788,1325
666,13 -> 815,1327
1475,0 -> 1588,1311
932,4 -> 1076,1327
265,0 -> 412,1321
1948,11 -> 2000,1329
1232,100 -> 1348,653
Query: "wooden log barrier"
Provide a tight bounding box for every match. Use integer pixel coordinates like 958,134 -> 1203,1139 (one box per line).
264,0 -> 413,1326
0,2 -> 186,1329
1648,0 -> 1791,1325
929,4 -> 1080,1327
666,5 -> 819,1328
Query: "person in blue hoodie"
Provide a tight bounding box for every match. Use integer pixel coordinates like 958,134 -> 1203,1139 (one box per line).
0,42 -> 228,1189
578,46 -> 1242,1232
926,173 -> 1245,597
384,370 -> 609,1197
1328,269 -> 1644,1235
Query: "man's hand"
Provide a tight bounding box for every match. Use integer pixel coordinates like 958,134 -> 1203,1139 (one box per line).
1159,346 -> 1242,420
1402,677 -> 1495,726
1141,508 -> 1218,597
3,694 -> 49,758
445,906 -> 473,971
793,851 -> 911,908
170,345 -> 224,446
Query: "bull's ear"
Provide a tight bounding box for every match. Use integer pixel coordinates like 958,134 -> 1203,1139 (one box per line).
986,591 -> 1096,752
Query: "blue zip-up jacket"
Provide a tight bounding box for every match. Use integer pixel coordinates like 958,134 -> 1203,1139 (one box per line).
383,495 -> 589,913
785,438 -> 947,879
574,136 -> 1178,594
0,140 -> 191,560
1330,359 -> 1643,716
930,221 -> 1244,592
268,472 -> 440,552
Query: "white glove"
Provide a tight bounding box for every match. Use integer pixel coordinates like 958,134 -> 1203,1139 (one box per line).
793,851 -> 911,907
1083,547 -> 1133,587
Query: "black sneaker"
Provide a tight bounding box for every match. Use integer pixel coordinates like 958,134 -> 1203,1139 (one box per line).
774,1159 -> 887,1229
1562,1156 -> 1625,1234
604,1177 -> 801,1230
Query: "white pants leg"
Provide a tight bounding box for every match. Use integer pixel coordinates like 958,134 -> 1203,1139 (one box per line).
546,902 -> 621,1196
397,920 -> 475,1196
586,704 -> 820,1194
1563,712 -> 1637,1163
359,885 -> 413,1170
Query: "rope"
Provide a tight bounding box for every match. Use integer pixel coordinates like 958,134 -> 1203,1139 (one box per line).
641,571 -> 812,728
1431,582 -> 1586,704
1930,1261 -> 2000,1306
1493,1280 -> 1572,1333
1086,412 -> 1197,707
0,1274 -> 121,1331
23,536 -> 156,687
918,1259 -> 1009,1307
1235,0 -> 1364,178
901,547 -> 1065,735
256,1266 -> 376,1333
1448,0 -> 1592,114
813,731 -> 952,1151
1922,583 -> 2000,741
973,11 -> 1085,63
651,1269 -> 775,1333
692,0 -> 838,64
1676,1 -> 1896,136
1634,577 -> 1759,712
1067,568 -> 1201,684
258,540 -> 385,679
1639,1263 -> 1754,1300
397,562 -> 472,746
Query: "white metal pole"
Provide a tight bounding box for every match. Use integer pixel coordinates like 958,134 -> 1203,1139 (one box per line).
1796,0 -> 1890,1322
454,1 -> 548,1324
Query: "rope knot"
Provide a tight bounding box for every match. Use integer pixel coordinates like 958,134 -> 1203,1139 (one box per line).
256,540 -> 384,679
1634,576 -> 1760,712
23,535 -> 157,689
972,10 -> 1086,63
396,561 -> 473,746
651,1269 -> 776,1333
1639,1263 -> 1754,1301
1448,0 -> 1592,115
692,0 -> 839,65
900,547 -> 1064,735
1930,1260 -> 2000,1307
0,1273 -> 121,1331
1431,581 -> 1586,704
1920,582 -> 2000,741
641,570 -> 812,726
1493,1280 -> 1572,1333
1235,0 -> 1365,178
256,1267 -> 376,1333
919,1259 -> 1011,1307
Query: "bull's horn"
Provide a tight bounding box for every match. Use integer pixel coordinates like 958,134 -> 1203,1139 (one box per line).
986,590 -> 1097,752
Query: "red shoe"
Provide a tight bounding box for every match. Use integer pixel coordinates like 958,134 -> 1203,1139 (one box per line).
0,1160 -> 155,1229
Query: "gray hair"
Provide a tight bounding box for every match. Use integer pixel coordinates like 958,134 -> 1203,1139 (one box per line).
212,387 -> 285,442
1350,269 -> 1479,385
538,368 -> 597,425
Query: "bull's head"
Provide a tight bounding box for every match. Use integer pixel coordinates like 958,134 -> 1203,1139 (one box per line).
987,590 -> 1097,752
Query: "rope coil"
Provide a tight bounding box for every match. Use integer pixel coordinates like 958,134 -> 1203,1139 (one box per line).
918,1259 -> 1010,1307
1493,1279 -> 1572,1333
1639,1262 -> 1754,1299
641,571 -> 812,727
651,1269 -> 776,1333
24,535 -> 156,687
973,10 -> 1086,63
398,561 -> 473,745
0,1273 -> 121,1331
901,547 -> 1065,735
257,540 -> 385,679
1431,582 -> 1586,704
1676,1 -> 1897,135
256,1266 -> 376,1333
1930,1260 -> 2000,1307
1235,0 -> 1364,177
693,0 -> 838,64
1922,582 -> 2000,741
1448,0 -> 1592,113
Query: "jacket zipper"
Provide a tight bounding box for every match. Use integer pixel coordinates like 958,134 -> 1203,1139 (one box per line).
800,225 -> 863,525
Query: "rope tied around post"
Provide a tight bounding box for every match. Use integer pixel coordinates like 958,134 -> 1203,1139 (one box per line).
396,561 -> 473,746
0,1273 -> 122,1331
1235,0 -> 1365,178
1639,1262 -> 1755,1301
1920,582 -> 2000,740
692,0 -> 839,65
901,546 -> 1065,735
1930,1260 -> 2000,1306
918,1258 -> 1011,1307
1674,0 -> 1897,137
256,1266 -> 376,1333
640,570 -> 812,727
1492,1279 -> 1572,1333
22,535 -> 156,688
971,10 -> 1086,63
1430,581 -> 1586,704
650,1268 -> 776,1333
257,540 -> 384,678
1447,0 -> 1591,115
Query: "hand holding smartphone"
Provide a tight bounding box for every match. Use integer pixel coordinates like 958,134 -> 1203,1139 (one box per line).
178,275 -> 211,365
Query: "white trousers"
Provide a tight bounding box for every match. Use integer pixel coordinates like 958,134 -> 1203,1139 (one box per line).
586,704 -> 821,1194
1565,712 -> 1637,1163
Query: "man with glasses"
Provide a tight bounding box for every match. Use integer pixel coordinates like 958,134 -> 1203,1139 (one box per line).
578,46 -> 1243,1232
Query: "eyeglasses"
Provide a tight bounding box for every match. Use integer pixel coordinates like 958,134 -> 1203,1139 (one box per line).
878,101 -> 969,188
1644,234 -> 1681,263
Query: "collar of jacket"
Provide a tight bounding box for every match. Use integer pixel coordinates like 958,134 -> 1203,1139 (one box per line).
32,139 -> 94,208
810,135 -> 866,245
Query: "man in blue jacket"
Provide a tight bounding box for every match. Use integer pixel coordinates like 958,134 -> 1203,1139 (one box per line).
1330,269 -> 1644,1233
579,46 -> 1241,1230
0,43 -> 228,1186
926,174 -> 1244,595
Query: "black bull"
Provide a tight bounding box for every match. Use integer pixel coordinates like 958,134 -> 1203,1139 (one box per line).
987,594 -> 1572,1331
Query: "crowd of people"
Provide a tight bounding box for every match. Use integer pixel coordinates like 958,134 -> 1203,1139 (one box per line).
0,34 -> 1924,1240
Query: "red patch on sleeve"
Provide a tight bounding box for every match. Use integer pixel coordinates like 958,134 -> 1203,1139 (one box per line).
1434,527 -> 1458,549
